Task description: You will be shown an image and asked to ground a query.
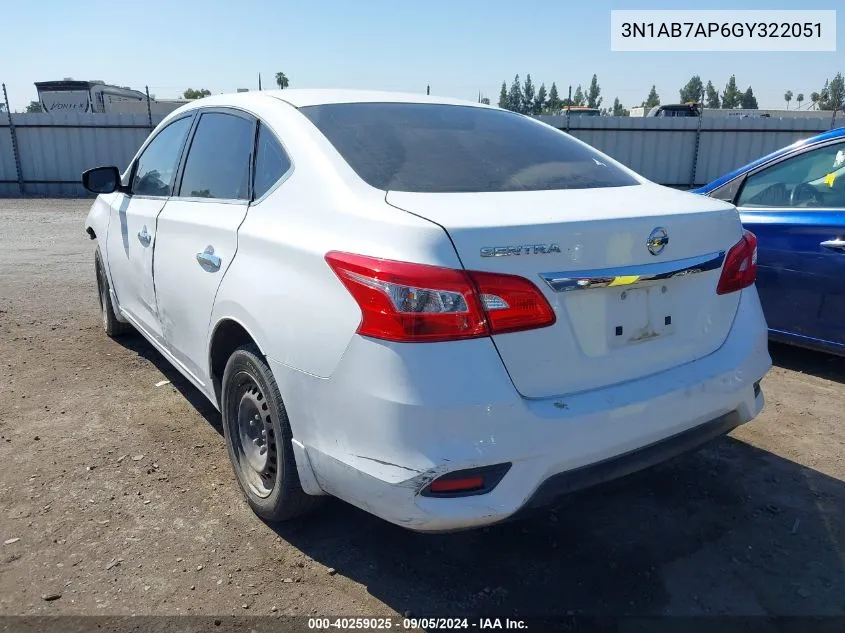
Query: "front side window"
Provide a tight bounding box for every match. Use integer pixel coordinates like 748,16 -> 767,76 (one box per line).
736,141 -> 845,208
253,123 -> 292,199
131,116 -> 193,196
300,103 -> 639,193
178,112 -> 255,200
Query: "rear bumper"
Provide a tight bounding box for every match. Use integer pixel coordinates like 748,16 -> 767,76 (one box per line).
519,409 -> 743,513
272,287 -> 771,532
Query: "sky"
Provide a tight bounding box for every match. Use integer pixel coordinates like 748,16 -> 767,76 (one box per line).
2,0 -> 842,112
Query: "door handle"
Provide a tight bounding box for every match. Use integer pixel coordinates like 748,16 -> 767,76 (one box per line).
137,226 -> 151,246
196,246 -> 221,271
820,238 -> 845,252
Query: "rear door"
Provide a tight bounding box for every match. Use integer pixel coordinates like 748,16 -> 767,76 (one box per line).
734,138 -> 845,349
152,109 -> 256,384
104,114 -> 194,341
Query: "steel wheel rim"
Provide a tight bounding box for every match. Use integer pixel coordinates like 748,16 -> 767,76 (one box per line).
232,375 -> 277,498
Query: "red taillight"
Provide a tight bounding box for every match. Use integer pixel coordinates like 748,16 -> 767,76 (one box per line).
469,270 -> 558,335
717,230 -> 758,295
324,252 -> 555,342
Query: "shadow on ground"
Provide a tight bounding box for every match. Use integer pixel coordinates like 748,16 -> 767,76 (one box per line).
115,332 -> 223,434
769,342 -> 844,385
115,333 -> 845,618
272,440 -> 845,617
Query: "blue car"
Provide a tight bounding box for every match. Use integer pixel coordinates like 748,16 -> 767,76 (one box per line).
695,127 -> 845,357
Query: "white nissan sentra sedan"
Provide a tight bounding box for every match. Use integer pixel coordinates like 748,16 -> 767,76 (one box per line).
82,89 -> 771,532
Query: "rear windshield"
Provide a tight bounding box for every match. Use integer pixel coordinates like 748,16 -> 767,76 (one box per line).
299,103 -> 639,193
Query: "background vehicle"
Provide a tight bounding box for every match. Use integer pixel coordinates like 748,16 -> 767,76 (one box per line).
82,90 -> 770,532
695,127 -> 845,356
646,103 -> 701,118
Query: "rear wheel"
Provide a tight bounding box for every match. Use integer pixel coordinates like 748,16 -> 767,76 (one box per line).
94,248 -> 131,338
221,344 -> 319,521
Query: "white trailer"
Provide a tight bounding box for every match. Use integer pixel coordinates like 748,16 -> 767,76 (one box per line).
35,79 -> 187,116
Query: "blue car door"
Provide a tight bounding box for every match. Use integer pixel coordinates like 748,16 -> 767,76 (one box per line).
734,138 -> 845,352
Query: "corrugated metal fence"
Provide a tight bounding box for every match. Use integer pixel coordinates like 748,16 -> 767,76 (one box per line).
0,112 -> 166,197
538,114 -> 839,186
1,109 -> 841,197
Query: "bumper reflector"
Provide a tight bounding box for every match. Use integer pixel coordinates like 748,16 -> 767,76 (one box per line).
421,463 -> 511,498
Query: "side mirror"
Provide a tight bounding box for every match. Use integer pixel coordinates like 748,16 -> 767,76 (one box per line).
82,166 -> 122,194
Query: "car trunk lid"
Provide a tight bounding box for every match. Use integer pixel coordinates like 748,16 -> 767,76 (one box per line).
386,184 -> 744,398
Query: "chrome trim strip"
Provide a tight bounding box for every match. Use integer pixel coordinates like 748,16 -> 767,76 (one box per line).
540,251 -> 726,293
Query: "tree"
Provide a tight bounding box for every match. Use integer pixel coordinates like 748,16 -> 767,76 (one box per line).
643,85 -> 660,108
479,97 -> 490,105
784,90 -> 793,110
679,75 -> 703,103
498,81 -> 508,109
721,75 -> 741,109
275,72 -> 289,90
522,74 -> 535,115
819,73 -> 845,111
26,101 -> 43,112
547,82 -> 561,112
535,83 -> 547,115
611,97 -> 629,116
796,93 -> 805,109
704,81 -> 720,109
183,88 -> 211,99
507,74 -> 524,113
810,91 -> 821,109
586,74 -> 602,109
741,87 -> 758,110
572,84 -> 585,106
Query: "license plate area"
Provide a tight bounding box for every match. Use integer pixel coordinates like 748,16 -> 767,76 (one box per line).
608,284 -> 675,348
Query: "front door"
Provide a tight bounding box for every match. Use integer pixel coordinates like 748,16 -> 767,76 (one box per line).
736,139 -> 845,350
153,110 -> 255,384
105,115 -> 194,341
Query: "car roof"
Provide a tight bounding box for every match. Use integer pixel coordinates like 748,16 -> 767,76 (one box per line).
696,125 -> 845,193
267,89 -> 492,108
174,89 -> 492,112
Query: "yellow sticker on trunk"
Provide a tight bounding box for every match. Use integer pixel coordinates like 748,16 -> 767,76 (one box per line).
608,276 -> 641,287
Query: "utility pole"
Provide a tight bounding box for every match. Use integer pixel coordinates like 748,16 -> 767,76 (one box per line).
144,85 -> 153,130
258,74 -> 262,91
2,83 -> 23,196
426,84 -> 430,96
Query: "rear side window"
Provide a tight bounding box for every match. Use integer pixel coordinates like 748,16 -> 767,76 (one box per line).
300,103 -> 639,193
707,176 -> 745,204
178,112 -> 254,200
132,116 -> 192,197
253,123 -> 292,199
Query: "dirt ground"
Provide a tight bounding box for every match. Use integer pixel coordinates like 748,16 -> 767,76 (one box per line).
0,199 -> 843,621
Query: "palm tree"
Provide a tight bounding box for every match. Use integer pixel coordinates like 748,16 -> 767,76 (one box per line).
796,93 -> 804,110
784,90 -> 793,110
275,72 -> 289,90
810,92 -> 821,110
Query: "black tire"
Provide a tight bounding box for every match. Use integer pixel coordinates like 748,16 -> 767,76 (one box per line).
94,248 -> 132,338
221,344 -> 320,522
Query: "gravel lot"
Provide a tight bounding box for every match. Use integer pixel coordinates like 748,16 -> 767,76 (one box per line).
1,199 -> 843,620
